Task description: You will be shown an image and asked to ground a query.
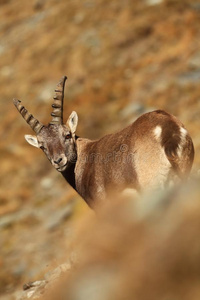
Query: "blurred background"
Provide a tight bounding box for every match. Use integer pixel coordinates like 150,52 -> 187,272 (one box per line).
0,0 -> 200,297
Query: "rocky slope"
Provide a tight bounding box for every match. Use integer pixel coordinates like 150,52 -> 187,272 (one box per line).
0,0 -> 200,298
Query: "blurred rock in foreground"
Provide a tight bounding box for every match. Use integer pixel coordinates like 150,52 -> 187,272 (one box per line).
13,179 -> 200,300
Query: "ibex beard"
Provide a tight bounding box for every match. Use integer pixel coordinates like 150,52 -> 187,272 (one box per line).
13,76 -> 194,209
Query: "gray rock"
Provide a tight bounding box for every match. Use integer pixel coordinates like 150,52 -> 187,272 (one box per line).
177,69 -> 200,85
0,208 -> 37,229
189,52 -> 200,68
44,263 -> 72,281
145,0 -> 163,5
44,203 -> 74,231
15,262 -> 73,300
16,280 -> 47,300
120,102 -> 146,118
191,3 -> 200,11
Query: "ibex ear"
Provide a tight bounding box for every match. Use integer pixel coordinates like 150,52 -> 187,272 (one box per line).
67,111 -> 78,134
24,135 -> 39,148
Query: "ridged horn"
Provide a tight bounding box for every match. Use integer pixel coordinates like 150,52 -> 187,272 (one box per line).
13,98 -> 44,134
50,75 -> 67,125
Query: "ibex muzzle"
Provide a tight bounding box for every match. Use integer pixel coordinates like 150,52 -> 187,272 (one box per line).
13,76 -> 194,209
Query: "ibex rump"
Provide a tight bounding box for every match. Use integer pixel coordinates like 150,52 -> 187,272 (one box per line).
13,76 -> 194,209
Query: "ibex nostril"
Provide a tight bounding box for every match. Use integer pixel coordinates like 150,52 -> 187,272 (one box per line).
54,158 -> 62,164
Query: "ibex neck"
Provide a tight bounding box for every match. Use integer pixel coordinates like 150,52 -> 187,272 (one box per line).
61,137 -> 92,192
61,162 -> 76,190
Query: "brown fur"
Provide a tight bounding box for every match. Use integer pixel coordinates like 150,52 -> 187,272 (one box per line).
17,101 -> 195,209
70,110 -> 194,208
14,77 -> 194,209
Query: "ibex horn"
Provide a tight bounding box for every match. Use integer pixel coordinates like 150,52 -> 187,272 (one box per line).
13,98 -> 44,134
50,75 -> 67,125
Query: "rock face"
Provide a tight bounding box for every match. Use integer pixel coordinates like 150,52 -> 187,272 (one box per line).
21,280 -> 47,299
1,0 -> 200,298
13,179 -> 200,300
16,263 -> 72,300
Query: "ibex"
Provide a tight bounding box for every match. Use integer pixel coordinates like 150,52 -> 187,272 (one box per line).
13,76 -> 194,209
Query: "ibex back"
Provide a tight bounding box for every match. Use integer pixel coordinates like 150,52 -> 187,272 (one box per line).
13,76 -> 194,209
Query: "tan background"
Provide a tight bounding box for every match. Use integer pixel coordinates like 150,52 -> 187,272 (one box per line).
0,0 -> 200,296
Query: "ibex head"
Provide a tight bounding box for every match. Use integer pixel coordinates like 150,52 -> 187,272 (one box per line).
13,76 -> 78,172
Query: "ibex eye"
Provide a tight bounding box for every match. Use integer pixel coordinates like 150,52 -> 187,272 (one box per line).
65,134 -> 71,140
